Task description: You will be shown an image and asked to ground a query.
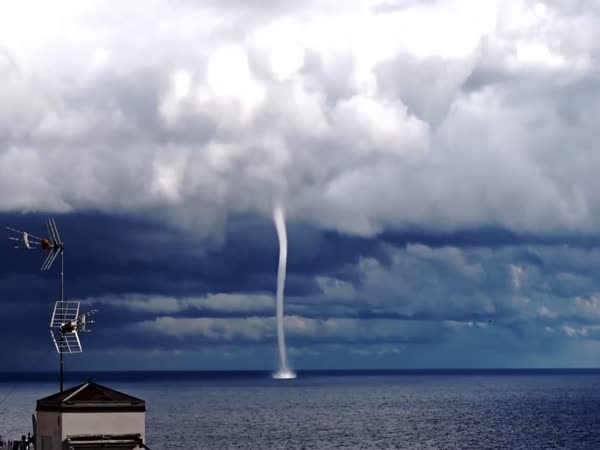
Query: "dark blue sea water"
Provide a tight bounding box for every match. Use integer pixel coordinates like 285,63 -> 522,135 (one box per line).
2,370 -> 600,449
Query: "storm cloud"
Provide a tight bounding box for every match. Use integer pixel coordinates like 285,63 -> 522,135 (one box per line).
1,0 -> 600,370
1,0 -> 599,235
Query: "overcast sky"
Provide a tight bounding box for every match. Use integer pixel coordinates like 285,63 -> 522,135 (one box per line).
2,0 -> 600,371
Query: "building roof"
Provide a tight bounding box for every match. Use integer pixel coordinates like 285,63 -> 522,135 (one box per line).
36,381 -> 146,413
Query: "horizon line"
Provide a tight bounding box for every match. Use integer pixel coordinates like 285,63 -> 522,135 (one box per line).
2,367 -> 600,374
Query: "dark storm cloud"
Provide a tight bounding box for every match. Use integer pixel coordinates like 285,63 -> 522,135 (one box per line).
2,0 -> 600,369
0,211 -> 382,335
381,227 -> 600,250
5,208 -> 600,369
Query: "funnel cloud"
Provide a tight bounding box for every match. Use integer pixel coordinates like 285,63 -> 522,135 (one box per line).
273,204 -> 295,379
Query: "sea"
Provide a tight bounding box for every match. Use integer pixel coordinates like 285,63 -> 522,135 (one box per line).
2,370 -> 600,449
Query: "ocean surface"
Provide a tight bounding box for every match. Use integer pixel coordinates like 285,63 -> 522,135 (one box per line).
2,370 -> 600,449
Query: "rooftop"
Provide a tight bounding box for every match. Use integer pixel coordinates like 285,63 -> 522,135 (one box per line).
36,381 -> 146,412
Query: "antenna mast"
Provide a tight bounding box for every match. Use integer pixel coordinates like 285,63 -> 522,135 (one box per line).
7,218 -> 96,392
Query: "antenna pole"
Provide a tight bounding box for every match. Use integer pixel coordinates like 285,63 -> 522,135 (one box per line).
59,249 -> 64,392
60,249 -> 64,301
60,348 -> 64,393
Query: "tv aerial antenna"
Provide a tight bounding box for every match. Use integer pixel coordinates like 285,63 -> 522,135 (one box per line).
7,218 -> 65,299
7,218 -> 98,392
50,300 -> 97,392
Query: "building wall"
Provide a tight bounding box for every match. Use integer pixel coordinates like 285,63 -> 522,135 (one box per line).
35,411 -> 61,450
61,411 -> 145,441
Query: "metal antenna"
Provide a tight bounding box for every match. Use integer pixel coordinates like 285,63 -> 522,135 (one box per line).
6,218 -> 65,285
7,218 -> 84,392
50,301 -> 98,392
41,219 -> 65,304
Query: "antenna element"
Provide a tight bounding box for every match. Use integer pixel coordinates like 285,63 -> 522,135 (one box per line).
50,301 -> 98,391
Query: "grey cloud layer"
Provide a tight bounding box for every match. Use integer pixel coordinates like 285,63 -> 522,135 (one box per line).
1,0 -> 599,237
80,241 -> 600,365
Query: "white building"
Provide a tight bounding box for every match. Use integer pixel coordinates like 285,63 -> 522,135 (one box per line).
34,381 -> 147,450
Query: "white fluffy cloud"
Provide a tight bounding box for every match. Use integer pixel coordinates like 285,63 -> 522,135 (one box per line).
1,0 -> 599,237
